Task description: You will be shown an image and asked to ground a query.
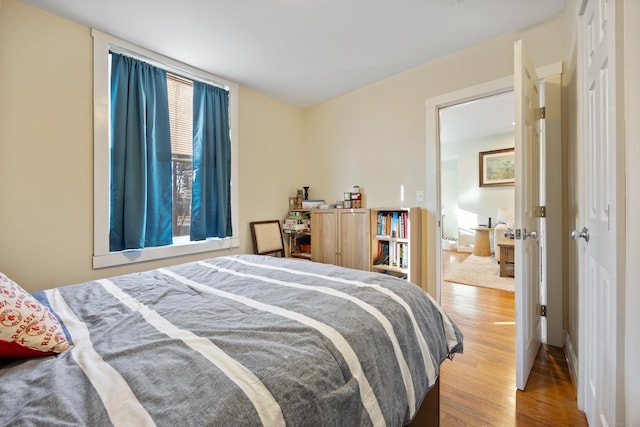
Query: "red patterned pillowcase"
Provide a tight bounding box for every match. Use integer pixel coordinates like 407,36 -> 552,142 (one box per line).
0,272 -> 70,358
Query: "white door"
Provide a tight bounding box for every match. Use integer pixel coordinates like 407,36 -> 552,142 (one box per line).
577,0 -> 619,425
513,40 -> 543,391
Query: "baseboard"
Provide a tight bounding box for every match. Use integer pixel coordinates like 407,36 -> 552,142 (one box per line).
563,329 -> 579,395
457,246 -> 473,253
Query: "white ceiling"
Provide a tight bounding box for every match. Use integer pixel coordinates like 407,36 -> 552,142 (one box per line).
21,0 -> 566,109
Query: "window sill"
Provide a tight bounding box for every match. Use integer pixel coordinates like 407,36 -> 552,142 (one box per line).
93,236 -> 240,269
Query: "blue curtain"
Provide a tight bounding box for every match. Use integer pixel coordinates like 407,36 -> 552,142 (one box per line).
190,82 -> 232,240
109,53 -> 173,251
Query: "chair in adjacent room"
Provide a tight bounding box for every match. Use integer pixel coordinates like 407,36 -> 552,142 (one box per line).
494,207 -> 515,261
250,220 -> 285,257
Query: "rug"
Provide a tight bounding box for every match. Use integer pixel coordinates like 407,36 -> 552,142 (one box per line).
444,254 -> 514,292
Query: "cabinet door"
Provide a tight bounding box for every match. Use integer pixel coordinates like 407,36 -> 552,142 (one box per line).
311,210 -> 338,265
338,209 -> 370,270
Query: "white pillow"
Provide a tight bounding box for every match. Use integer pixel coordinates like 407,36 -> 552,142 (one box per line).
0,272 -> 70,358
496,207 -> 515,229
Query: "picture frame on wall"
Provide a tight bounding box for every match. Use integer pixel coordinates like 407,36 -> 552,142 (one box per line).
479,148 -> 515,187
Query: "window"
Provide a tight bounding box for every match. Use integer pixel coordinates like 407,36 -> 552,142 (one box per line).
167,73 -> 193,238
92,30 -> 239,269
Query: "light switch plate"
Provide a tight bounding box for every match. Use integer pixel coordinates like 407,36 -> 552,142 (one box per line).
416,190 -> 424,203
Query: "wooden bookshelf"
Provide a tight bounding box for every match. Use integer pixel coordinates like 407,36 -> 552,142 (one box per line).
370,207 -> 422,287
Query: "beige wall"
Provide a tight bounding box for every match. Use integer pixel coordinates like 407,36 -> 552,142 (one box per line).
302,16 -> 566,210
1,0 -> 94,290
0,0 -> 304,292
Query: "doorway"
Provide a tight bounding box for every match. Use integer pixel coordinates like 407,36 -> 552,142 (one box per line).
424,75 -> 514,302
438,91 -> 517,374
438,91 -> 515,269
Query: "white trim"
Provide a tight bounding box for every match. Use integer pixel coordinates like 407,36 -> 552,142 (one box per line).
537,62 -> 564,79
91,29 -> 240,269
563,329 -> 579,393
425,75 -> 513,300
93,29 -> 232,90
424,62 -> 562,301
93,237 -> 240,269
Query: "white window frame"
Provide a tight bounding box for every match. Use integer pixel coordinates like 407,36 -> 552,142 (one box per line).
92,29 -> 239,269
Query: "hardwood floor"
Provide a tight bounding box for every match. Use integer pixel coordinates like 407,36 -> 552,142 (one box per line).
438,251 -> 587,426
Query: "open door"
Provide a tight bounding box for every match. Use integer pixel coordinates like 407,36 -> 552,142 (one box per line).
514,40 -> 543,391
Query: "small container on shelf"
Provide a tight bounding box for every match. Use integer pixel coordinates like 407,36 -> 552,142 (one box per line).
299,243 -> 311,254
302,199 -> 324,209
351,194 -> 362,208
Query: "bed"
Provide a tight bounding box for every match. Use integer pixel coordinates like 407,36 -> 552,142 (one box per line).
0,255 -> 462,426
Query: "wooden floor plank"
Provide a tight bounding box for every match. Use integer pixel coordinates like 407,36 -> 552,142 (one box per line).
439,251 -> 587,426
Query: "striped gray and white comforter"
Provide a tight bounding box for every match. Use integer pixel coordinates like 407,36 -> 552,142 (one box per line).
0,255 -> 462,426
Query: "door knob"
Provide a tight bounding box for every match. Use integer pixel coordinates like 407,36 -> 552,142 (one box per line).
522,228 -> 538,241
571,227 -> 589,242
503,230 -> 515,239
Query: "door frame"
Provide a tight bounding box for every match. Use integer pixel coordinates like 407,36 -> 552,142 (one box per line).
426,75 -> 512,301
425,62 -> 562,303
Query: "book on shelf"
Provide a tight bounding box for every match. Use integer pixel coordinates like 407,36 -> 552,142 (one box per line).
374,240 -> 409,270
374,241 -> 389,266
391,212 -> 399,238
375,210 -> 409,238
